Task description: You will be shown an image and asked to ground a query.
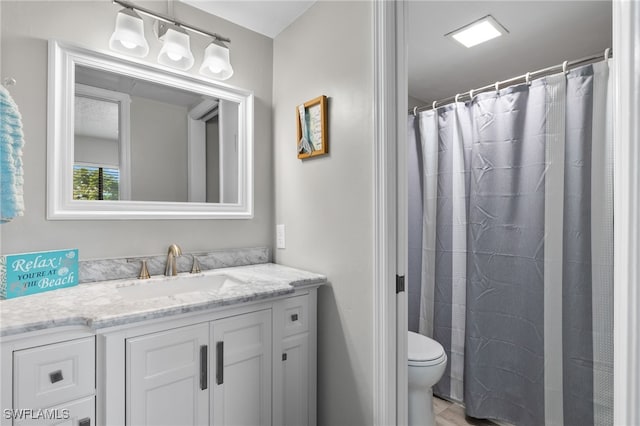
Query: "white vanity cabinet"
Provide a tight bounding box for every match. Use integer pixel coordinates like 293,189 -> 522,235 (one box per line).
98,288 -> 317,426
273,294 -> 316,426
0,260 -> 327,426
125,309 -> 272,426
3,334 -> 96,426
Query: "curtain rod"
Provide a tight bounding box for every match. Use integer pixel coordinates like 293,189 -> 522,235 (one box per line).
409,48 -> 612,115
113,0 -> 231,43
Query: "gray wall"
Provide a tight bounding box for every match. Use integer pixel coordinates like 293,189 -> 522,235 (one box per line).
206,117 -> 220,203
0,0 -> 274,260
219,99 -> 238,203
273,2 -> 374,425
130,96 -> 188,202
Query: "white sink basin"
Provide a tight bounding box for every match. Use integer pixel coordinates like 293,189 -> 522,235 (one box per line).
116,274 -> 241,300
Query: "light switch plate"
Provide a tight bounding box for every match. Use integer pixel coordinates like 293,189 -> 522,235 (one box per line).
276,224 -> 285,249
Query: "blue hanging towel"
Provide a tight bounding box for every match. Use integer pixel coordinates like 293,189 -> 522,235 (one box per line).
0,85 -> 25,222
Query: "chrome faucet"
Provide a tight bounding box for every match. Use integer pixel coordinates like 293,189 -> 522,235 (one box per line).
165,244 -> 182,276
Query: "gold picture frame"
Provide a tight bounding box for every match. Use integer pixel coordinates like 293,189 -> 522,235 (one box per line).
296,95 -> 328,159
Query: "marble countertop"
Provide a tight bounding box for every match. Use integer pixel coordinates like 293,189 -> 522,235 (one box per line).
0,263 -> 326,337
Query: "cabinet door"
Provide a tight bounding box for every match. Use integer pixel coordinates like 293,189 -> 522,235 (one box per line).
126,323 -> 209,426
212,310 -> 271,426
281,333 -> 310,426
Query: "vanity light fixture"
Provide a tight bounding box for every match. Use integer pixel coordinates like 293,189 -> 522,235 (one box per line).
446,15 -> 508,48
109,0 -> 232,79
156,22 -> 195,71
199,40 -> 234,80
109,7 -> 150,57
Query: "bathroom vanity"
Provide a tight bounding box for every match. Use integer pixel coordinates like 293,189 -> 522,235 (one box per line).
0,263 -> 325,426
0,34 -> 325,426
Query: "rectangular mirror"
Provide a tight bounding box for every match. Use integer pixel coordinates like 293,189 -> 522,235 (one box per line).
48,40 -> 253,219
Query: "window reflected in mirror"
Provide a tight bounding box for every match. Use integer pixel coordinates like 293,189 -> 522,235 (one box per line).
73,165 -> 120,200
74,85 -> 126,200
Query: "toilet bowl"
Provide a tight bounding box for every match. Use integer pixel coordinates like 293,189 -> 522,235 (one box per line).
408,331 -> 447,426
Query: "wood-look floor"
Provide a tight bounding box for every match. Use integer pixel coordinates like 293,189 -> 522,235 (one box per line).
434,397 -> 498,426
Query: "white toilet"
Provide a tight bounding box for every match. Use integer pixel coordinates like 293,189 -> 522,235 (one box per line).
408,331 -> 447,426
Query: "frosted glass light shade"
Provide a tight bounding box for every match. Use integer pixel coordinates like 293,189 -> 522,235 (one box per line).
199,41 -> 234,80
157,27 -> 195,71
109,8 -> 149,57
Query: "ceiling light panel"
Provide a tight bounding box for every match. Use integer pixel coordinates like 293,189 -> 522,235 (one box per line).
447,15 -> 508,48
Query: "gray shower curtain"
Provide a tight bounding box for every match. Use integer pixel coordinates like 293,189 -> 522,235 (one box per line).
409,61 -> 613,426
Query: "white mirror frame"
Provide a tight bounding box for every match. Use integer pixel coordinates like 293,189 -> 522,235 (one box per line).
47,40 -> 254,220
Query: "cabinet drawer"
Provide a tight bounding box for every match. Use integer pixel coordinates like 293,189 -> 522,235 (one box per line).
283,294 -> 309,337
14,337 -> 95,409
13,395 -> 95,426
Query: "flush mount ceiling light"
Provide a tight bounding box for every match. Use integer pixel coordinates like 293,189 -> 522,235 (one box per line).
156,22 -> 195,71
109,8 -> 149,57
109,0 -> 233,80
446,15 -> 508,48
199,40 -> 234,80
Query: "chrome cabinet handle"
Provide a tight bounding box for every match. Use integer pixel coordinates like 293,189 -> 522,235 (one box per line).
291,313 -> 299,321
78,418 -> 90,426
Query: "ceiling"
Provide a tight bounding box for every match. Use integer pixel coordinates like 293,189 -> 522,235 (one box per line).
179,0 -> 316,38
408,1 -> 612,104
177,1 -> 611,107
76,65 -> 208,108
75,66 -> 210,140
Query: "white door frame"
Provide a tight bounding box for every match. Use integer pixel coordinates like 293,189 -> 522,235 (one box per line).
374,0 -> 640,424
373,0 -> 410,424
372,0 -> 400,425
394,1 -> 408,424
612,0 -> 640,425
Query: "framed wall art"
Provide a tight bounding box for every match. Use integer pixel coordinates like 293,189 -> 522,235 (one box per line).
296,95 -> 328,159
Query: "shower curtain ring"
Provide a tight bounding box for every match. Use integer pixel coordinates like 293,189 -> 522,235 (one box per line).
469,89 -> 474,100
432,101 -> 437,110
525,72 -> 531,86
413,106 -> 417,116
455,93 -> 461,103
562,60 -> 569,74
604,48 -> 611,61
494,81 -> 500,92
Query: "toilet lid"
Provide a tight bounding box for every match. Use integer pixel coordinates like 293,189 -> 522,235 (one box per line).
408,331 -> 445,364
